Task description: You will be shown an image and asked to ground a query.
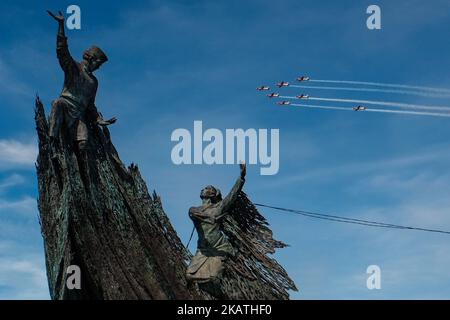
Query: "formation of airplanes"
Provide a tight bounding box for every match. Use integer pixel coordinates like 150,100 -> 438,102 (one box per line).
258,75 -> 309,91
258,76 -> 369,114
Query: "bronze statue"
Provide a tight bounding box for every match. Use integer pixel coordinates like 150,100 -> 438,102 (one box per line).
187,163 -> 246,283
186,164 -> 297,298
36,12 -> 296,300
47,10 -> 116,152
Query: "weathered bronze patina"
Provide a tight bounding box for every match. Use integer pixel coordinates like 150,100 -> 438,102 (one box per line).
47,10 -> 115,151
187,164 -> 246,283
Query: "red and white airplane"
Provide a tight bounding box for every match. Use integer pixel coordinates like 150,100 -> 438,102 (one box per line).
296,76 -> 310,82
257,86 -> 270,91
267,93 -> 280,98
353,105 -> 367,111
277,101 -> 291,105
296,94 -> 309,99
276,81 -> 290,88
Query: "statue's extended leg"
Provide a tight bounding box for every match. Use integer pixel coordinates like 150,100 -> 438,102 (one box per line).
186,254 -> 227,298
48,99 -> 68,188
75,120 -> 91,189
76,139 -> 91,190
49,99 -> 66,151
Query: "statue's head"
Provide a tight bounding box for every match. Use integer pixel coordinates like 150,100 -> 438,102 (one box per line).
200,185 -> 222,203
83,46 -> 108,72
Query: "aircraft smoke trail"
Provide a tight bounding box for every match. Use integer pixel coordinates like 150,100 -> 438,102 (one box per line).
290,103 -> 354,112
280,96 -> 450,112
289,84 -> 450,98
289,103 -> 450,118
365,108 -> 450,117
308,97 -> 450,112
309,79 -> 450,94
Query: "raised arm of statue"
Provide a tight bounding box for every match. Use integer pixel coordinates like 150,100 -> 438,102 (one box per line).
47,10 -> 77,76
218,163 -> 246,217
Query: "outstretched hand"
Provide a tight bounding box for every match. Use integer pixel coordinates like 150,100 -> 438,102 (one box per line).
47,10 -> 64,23
106,117 -> 117,125
98,117 -> 117,126
240,162 -> 246,179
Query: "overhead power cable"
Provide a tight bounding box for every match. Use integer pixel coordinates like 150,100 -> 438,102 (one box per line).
254,203 -> 450,235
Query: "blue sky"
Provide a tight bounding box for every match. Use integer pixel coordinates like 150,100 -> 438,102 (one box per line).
1,0 -> 450,299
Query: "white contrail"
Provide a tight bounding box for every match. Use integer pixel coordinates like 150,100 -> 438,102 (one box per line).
309,79 -> 450,94
310,97 -> 450,112
290,103 -> 351,112
280,96 -> 450,112
289,103 -> 450,118
289,84 -> 450,98
365,108 -> 450,117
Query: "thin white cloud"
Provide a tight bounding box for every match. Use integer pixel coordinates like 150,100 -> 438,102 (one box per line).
0,174 -> 25,190
0,139 -> 37,169
272,144 -> 450,187
355,172 -> 450,228
0,56 -> 32,97
0,196 -> 36,216
0,255 -> 49,300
